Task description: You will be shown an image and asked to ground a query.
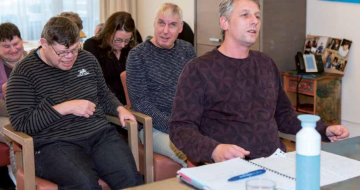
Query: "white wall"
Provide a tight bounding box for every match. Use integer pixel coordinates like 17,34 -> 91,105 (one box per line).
136,0 -> 195,39
307,0 -> 360,137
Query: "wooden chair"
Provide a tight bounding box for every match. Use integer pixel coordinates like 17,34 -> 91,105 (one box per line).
3,118 -> 140,190
120,72 -> 182,182
108,109 -> 183,182
106,113 -> 154,183
1,82 -> 11,182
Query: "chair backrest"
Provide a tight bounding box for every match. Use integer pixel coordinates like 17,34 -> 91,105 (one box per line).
0,142 -> 10,167
123,72 -> 183,182
135,29 -> 143,44
177,21 -> 194,46
120,71 -> 131,108
2,82 -> 6,99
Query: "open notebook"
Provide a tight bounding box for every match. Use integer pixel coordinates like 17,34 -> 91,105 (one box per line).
177,150 -> 360,190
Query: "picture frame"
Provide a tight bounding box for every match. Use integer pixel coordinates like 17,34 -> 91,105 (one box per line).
304,34 -> 353,75
303,54 -> 318,73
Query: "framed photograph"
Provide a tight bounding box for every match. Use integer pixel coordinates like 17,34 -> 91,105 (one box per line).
315,36 -> 329,54
303,54 -> 318,73
304,35 -> 319,54
305,34 -> 352,75
337,39 -> 352,58
327,38 -> 342,51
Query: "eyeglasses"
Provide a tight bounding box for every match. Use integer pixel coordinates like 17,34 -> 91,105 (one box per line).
50,44 -> 79,57
113,38 -> 133,44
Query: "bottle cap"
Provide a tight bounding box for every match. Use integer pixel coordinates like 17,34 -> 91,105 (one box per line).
297,114 -> 320,128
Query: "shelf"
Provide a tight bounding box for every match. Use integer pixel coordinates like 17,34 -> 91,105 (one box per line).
286,89 -> 314,96
287,79 -> 314,96
293,104 -> 314,114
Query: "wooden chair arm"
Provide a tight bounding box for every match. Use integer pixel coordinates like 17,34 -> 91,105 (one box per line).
3,124 -> 36,190
130,110 -> 154,183
105,115 -> 139,171
107,109 -> 154,183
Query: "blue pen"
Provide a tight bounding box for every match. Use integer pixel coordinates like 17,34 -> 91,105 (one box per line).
228,169 -> 266,182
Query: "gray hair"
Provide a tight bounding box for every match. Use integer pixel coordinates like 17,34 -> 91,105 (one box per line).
155,3 -> 183,22
219,0 -> 260,39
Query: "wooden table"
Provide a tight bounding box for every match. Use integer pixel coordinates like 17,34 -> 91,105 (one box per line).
125,137 -> 360,190
123,178 -> 191,190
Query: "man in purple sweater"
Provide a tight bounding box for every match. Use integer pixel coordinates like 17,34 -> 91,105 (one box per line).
169,0 -> 349,163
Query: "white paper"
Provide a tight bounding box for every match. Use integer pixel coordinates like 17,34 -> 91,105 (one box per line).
178,150 -> 360,190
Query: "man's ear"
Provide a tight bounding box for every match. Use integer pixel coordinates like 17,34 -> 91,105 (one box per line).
178,21 -> 184,34
40,38 -> 48,49
219,16 -> 229,32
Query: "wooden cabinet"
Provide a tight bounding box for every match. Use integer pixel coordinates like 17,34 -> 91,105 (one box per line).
281,71 -> 343,125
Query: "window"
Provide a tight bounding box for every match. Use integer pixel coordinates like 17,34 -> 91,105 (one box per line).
0,0 -> 100,41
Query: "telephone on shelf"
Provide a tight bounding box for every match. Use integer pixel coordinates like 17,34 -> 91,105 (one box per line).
295,52 -> 324,73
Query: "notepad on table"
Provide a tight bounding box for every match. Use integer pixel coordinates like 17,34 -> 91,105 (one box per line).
177,150 -> 360,190
178,157 -> 295,190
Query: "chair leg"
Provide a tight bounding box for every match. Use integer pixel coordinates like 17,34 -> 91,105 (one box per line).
126,121 -> 139,171
143,119 -> 154,183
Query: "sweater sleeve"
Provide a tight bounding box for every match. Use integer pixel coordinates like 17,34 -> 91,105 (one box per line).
6,74 -> 63,134
126,48 -> 172,132
169,62 -> 220,163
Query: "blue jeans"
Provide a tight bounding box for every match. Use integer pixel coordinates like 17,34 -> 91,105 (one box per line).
34,126 -> 143,190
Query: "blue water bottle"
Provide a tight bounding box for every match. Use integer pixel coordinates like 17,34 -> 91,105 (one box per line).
296,114 -> 321,190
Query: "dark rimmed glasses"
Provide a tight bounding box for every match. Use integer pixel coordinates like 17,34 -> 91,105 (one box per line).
113,38 -> 133,44
50,44 -> 79,57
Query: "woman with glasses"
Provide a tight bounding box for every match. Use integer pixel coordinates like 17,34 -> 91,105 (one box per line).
84,12 -> 139,105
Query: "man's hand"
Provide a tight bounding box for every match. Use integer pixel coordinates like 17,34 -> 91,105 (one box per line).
53,100 -> 96,118
326,125 -> 350,142
117,106 -> 136,127
211,144 -> 250,163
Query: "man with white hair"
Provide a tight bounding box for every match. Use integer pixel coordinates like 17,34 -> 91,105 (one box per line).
126,3 -> 196,167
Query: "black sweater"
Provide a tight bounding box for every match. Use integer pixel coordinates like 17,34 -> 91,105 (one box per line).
83,38 -> 130,104
170,48 -> 329,162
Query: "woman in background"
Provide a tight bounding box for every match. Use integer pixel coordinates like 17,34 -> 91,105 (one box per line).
84,12 -> 138,105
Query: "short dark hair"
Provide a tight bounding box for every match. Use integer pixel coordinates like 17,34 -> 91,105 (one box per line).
94,11 -> 136,49
0,22 -> 22,42
41,16 -> 79,48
